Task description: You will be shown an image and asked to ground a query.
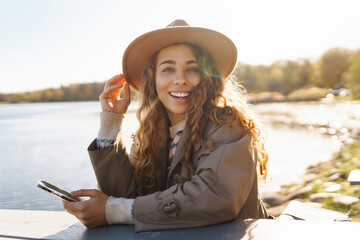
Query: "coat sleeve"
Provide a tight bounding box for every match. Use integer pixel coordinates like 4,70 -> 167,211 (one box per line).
88,139 -> 138,198
133,127 -> 260,232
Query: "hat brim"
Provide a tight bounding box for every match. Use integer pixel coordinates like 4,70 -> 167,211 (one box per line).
122,26 -> 237,91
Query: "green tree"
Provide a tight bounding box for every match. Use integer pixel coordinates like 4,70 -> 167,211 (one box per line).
344,50 -> 360,99
232,63 -> 270,93
268,62 -> 284,92
298,59 -> 315,87
53,89 -> 65,101
281,61 -> 301,95
320,47 -> 353,88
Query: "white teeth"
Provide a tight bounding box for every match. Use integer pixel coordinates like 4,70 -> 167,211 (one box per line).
170,92 -> 190,98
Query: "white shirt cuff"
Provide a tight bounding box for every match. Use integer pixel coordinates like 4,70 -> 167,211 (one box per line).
97,111 -> 124,140
105,196 -> 135,225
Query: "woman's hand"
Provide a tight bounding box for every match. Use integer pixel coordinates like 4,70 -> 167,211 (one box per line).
63,189 -> 109,229
99,74 -> 131,114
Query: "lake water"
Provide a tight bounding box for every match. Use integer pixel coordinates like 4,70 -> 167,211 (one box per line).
0,101 -> 341,211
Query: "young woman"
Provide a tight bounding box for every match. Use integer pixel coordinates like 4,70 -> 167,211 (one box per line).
63,19 -> 269,232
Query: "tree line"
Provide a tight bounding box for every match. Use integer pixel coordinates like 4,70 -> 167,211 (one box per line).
1,47 -> 359,103
234,47 -> 360,99
0,82 -> 105,103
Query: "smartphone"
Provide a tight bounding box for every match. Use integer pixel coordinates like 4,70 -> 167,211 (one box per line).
37,180 -> 82,202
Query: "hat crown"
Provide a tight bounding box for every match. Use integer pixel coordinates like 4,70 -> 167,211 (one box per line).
123,19 -> 237,90
166,19 -> 189,27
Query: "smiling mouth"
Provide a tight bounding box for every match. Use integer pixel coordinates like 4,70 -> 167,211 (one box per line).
169,92 -> 191,98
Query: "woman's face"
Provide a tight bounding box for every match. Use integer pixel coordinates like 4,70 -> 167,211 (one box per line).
155,44 -> 201,125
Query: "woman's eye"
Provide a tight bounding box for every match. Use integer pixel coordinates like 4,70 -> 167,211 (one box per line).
163,67 -> 174,72
188,67 -> 200,73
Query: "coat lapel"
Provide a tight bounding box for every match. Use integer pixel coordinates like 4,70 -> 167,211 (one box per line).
167,126 -> 188,179
156,144 -> 169,190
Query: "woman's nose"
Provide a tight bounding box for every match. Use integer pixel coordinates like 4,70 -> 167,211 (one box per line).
173,71 -> 187,85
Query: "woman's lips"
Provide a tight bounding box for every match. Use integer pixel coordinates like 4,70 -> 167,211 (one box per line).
169,92 -> 191,98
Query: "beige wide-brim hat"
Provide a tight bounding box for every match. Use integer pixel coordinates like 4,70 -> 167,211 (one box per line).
122,19 -> 237,91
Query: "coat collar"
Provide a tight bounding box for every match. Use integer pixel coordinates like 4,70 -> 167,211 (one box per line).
169,120 -> 186,138
166,118 -> 213,180
167,124 -> 188,178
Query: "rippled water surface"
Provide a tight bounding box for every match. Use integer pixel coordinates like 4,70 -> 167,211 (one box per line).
0,101 -> 351,210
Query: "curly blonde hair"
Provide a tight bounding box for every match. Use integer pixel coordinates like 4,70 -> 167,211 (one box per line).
134,43 -> 268,195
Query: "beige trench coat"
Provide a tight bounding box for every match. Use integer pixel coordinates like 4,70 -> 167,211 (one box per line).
88,119 -> 269,232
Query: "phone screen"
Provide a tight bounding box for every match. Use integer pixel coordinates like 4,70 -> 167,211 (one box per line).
37,180 -> 82,202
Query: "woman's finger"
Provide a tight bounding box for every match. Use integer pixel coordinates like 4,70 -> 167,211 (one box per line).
123,82 -> 131,102
63,200 -> 85,213
63,191 -> 109,229
100,75 -> 129,113
104,74 -> 122,88
103,84 -> 124,94
99,84 -> 123,100
71,189 -> 99,198
112,75 -> 126,86
104,74 -> 126,89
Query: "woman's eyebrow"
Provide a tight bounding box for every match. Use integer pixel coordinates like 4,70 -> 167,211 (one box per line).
186,60 -> 198,65
158,59 -> 198,66
158,60 -> 175,66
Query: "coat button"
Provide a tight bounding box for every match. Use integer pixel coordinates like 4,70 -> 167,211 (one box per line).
163,201 -> 180,216
173,174 -> 181,181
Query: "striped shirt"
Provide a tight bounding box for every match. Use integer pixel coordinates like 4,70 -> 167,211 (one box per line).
168,120 -> 186,172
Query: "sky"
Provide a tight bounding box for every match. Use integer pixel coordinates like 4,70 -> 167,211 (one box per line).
1,0 -> 360,93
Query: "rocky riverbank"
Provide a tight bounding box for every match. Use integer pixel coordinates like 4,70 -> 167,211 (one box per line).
252,100 -> 360,146
253,101 -> 360,221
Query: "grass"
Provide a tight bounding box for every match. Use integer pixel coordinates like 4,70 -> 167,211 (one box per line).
317,139 -> 360,221
283,138 -> 360,221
